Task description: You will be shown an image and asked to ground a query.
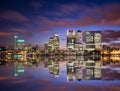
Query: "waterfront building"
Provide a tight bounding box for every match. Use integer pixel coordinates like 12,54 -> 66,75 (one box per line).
49,37 -> 54,52
67,30 -> 75,50
74,30 -> 83,50
53,34 -> 60,51
49,34 -> 60,52
74,30 -> 84,55
85,31 -> 102,51
14,36 -> 27,60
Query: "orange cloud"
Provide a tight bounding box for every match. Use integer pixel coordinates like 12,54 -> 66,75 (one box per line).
0,31 -> 16,36
0,76 -> 12,80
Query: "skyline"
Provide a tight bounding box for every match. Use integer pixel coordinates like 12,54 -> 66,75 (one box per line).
0,0 -> 120,48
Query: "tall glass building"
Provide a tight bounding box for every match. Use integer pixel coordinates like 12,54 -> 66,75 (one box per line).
85,31 -> 102,51
67,30 -> 75,50
74,30 -> 83,51
49,34 -> 60,52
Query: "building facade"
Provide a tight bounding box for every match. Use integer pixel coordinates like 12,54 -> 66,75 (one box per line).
49,37 -> 54,51
74,30 -> 84,51
67,30 -> 75,50
85,31 -> 102,51
53,34 -> 60,51
44,34 -> 60,54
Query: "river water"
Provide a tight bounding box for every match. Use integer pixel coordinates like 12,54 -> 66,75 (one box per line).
0,56 -> 120,91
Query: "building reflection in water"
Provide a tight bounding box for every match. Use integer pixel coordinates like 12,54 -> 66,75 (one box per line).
14,61 -> 25,76
11,55 -> 120,81
44,56 -> 59,77
85,60 -> 102,80
14,57 -> 42,76
66,56 -> 83,81
101,56 -> 120,66
85,56 -> 102,80
66,56 -> 102,81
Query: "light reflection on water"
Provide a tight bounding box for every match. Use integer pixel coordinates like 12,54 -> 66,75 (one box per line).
0,56 -> 120,91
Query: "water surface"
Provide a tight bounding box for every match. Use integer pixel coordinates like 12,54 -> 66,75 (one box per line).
0,56 -> 120,91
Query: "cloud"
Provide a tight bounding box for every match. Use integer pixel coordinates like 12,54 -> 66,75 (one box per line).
37,16 -> 68,27
11,28 -> 32,36
30,1 -> 43,8
102,4 -> 120,25
0,10 -> 28,22
73,16 -> 98,26
71,3 -> 120,26
102,30 -> 120,40
85,3 -> 120,26
36,3 -> 120,31
44,3 -> 120,26
58,4 -> 80,15
102,30 -> 120,46
0,76 -> 12,80
35,27 -> 51,34
44,3 -> 86,18
0,31 -> 16,36
0,27 -> 33,37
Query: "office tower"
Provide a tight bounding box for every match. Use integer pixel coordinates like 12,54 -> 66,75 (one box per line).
75,30 -> 83,44
85,31 -> 101,51
49,37 -> 54,51
74,30 -> 84,51
16,39 -> 24,49
53,34 -> 60,51
14,36 -> 25,50
14,36 -> 27,60
48,34 -> 60,52
67,30 -> 75,50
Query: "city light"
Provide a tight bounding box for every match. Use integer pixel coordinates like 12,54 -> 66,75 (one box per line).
0,0 -> 120,91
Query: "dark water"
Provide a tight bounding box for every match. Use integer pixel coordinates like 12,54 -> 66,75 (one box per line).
0,56 -> 120,91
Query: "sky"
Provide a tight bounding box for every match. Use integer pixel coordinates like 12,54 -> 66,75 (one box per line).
0,0 -> 120,49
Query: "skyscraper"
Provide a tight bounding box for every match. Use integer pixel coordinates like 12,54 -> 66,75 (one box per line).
48,34 -> 60,52
16,39 -> 25,50
14,36 -> 25,50
67,30 -> 75,50
75,30 -> 82,44
85,31 -> 102,51
53,34 -> 60,51
49,37 -> 54,51
74,30 -> 83,51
